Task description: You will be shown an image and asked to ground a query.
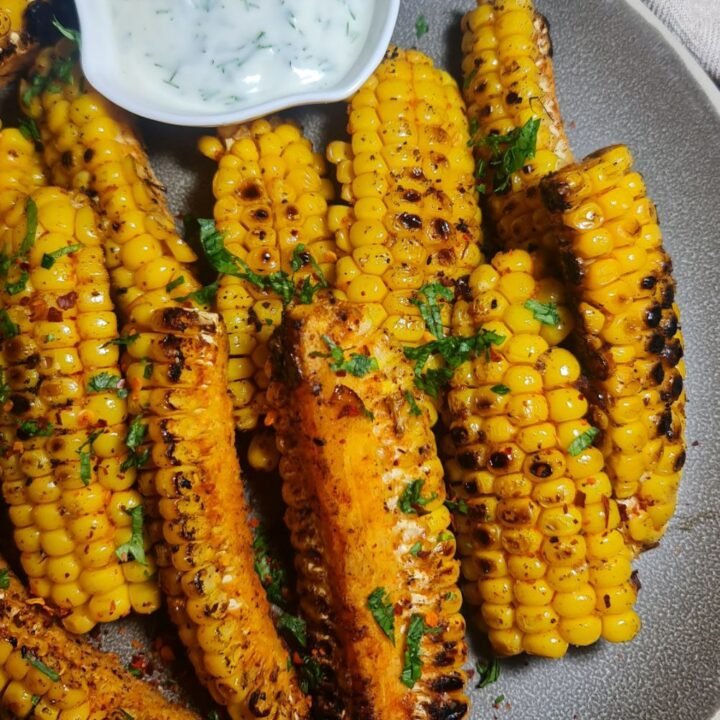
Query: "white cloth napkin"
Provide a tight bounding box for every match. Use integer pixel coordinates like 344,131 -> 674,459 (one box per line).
642,0 -> 720,81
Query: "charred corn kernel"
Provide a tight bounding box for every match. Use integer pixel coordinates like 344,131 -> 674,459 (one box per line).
199,119 -> 336,439
444,250 -> 639,657
327,47 -> 483,347
0,558 -> 201,719
541,146 -> 685,551
0,188 -> 159,631
269,302 -> 468,718
461,0 -> 571,255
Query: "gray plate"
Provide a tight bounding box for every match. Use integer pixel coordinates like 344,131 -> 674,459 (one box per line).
5,1 -> 720,719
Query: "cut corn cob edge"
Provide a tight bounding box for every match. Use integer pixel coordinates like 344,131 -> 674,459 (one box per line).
0,557 -> 201,719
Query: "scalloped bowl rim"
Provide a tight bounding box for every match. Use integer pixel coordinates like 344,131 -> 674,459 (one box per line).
74,0 -> 401,127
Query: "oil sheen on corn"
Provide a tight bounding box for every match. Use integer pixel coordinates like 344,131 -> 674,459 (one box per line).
104,0 -> 371,114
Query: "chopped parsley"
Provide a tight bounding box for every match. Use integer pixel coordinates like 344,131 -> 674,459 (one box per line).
77,429 -> 103,485
277,612 -> 307,648
438,530 -> 454,542
165,275 -> 185,293
40,243 -> 82,269
21,649 -> 59,682
524,299 -> 560,327
5,270 -> 28,295
415,14 -> 429,38
120,416 -> 150,472
17,198 -> 38,258
253,525 -> 289,609
405,390 -> 422,416
101,333 -> 139,349
411,282 -> 453,340
471,118 -> 541,193
476,657 -> 501,688
311,335 -> 378,378
444,498 -> 469,515
0,568 -> 9,589
409,542 -> 422,557
298,656 -> 325,694
143,361 -> 154,380
17,419 -> 54,438
404,329 -> 505,397
400,614 -> 441,688
367,587 -> 395,644
0,309 -> 18,339
491,384 -> 511,395
87,372 -> 128,398
567,427 -> 600,456
52,17 -> 81,44
19,117 -> 41,143
22,47 -> 77,108
494,695 -> 506,707
175,279 -> 220,306
115,505 -> 146,565
0,198 -> 38,298
291,243 -> 328,304
398,479 -> 437,514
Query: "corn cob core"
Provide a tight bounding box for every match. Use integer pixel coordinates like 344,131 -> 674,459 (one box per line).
121,307 -> 309,720
326,48 -> 483,347
269,301 -> 468,719
198,118 -> 336,434
20,42 -> 204,325
0,558 -> 201,719
0,187 -> 160,633
444,249 -> 640,657
540,145 -> 686,549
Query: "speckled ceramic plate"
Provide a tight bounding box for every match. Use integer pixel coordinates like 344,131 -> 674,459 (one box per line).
3,1 -> 720,718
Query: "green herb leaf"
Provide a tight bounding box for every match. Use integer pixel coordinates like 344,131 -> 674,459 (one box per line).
277,611 -> 307,648
165,275 -> 185,293
524,299 -> 560,327
415,14 -> 429,38
21,649 -> 59,682
400,614 -> 440,688
398,479 -> 437,514
409,542 -> 422,556
175,279 -> 220,306
18,117 -> 40,143
567,427 -> 600,456
17,198 -> 38,258
41,243 -> 82,269
0,568 -> 9,589
480,118 -> 541,193
491,384 -> 510,395
115,505 -> 146,564
17,419 -> 54,438
298,656 -> 325,694
367,587 -> 395,643
314,335 -> 378,378
102,333 -> 140,349
143,361 -> 154,380
5,270 -> 29,295
198,218 -> 242,275
87,372 -> 128,398
0,309 -> 19,339
464,66 -> 478,90
410,282 -> 453,340
405,391 -> 422,416
494,695 -> 506,707
120,416 -> 150,473
438,530 -> 454,542
52,17 -> 81,44
475,657 -> 501,688
253,526 -> 289,608
444,498 -> 469,515
77,429 -> 103,486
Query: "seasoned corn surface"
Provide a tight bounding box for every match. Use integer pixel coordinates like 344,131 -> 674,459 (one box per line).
269,301 -> 468,719
540,145 -> 686,549
443,249 -> 640,657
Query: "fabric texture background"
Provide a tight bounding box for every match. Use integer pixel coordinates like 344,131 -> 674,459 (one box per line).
642,0 -> 720,80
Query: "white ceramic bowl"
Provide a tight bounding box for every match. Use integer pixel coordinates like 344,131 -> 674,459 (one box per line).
74,0 -> 400,127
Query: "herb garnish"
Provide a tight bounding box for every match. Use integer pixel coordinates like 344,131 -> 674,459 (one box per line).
367,587 -> 395,643
120,416 -> 150,473
491,384 -> 510,395
475,657 -> 501,688
17,419 -> 54,438
415,14 -> 429,38
0,568 -> 9,589
175,279 -> 220,306
277,612 -> 307,647
444,498 -> 469,515
411,282 -> 453,340
400,614 -> 441,688
21,648 -> 59,682
77,429 -> 103,485
18,117 -> 41,143
115,505 -> 146,564
102,333 -> 140,349
409,542 -> 422,556
298,656 -> 325,694
405,390 -> 422,416
311,335 -> 378,378
41,243 -> 82,269
567,427 -> 600,456
524,299 -> 560,327
398,479 -> 437,514
87,372 -> 128,398
0,309 -> 18,339
52,17 -> 81,44
165,275 -> 185,293
253,525 -> 289,608
5,270 -> 28,295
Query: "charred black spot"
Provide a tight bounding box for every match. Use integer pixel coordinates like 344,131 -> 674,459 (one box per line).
631,569 -> 642,592
640,275 -> 657,290
312,437 -> 326,447
46,307 -> 63,322
656,408 -> 673,438
454,275 -> 471,301
167,361 -> 183,383
432,218 -> 452,239
457,450 -> 483,470
427,699 -> 468,720
60,150 -> 73,168
644,302 -> 662,328
57,292 -> 77,310
488,451 -> 510,470
506,91 -> 522,105
646,334 -> 665,355
474,527 -> 494,548
428,672 -> 465,693
450,426 -> 469,446
398,212 -> 423,230
673,450 -> 686,472
241,183 -> 262,200
660,282 -> 675,308
670,373 -> 683,399
540,176 -> 573,212
9,394 -> 30,414
561,250 -> 585,286
403,189 -> 421,203
436,248 -> 455,265
529,461 -> 552,478
661,339 -> 683,366
252,208 -> 269,221
660,312 -> 678,338
649,362 -> 664,385
455,219 -> 470,234
83,148 -> 94,163
248,691 -> 270,717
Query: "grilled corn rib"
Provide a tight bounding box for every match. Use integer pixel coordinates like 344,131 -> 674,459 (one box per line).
0,186 -> 159,633
443,249 -> 640,657
0,558 -> 200,720
461,0 -> 571,252
540,146 -> 685,550
269,301 -> 468,720
326,47 -> 483,349
23,42 -> 310,717
198,119 -> 337,448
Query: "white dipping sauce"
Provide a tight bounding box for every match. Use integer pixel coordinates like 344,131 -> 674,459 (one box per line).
107,0 -> 372,113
